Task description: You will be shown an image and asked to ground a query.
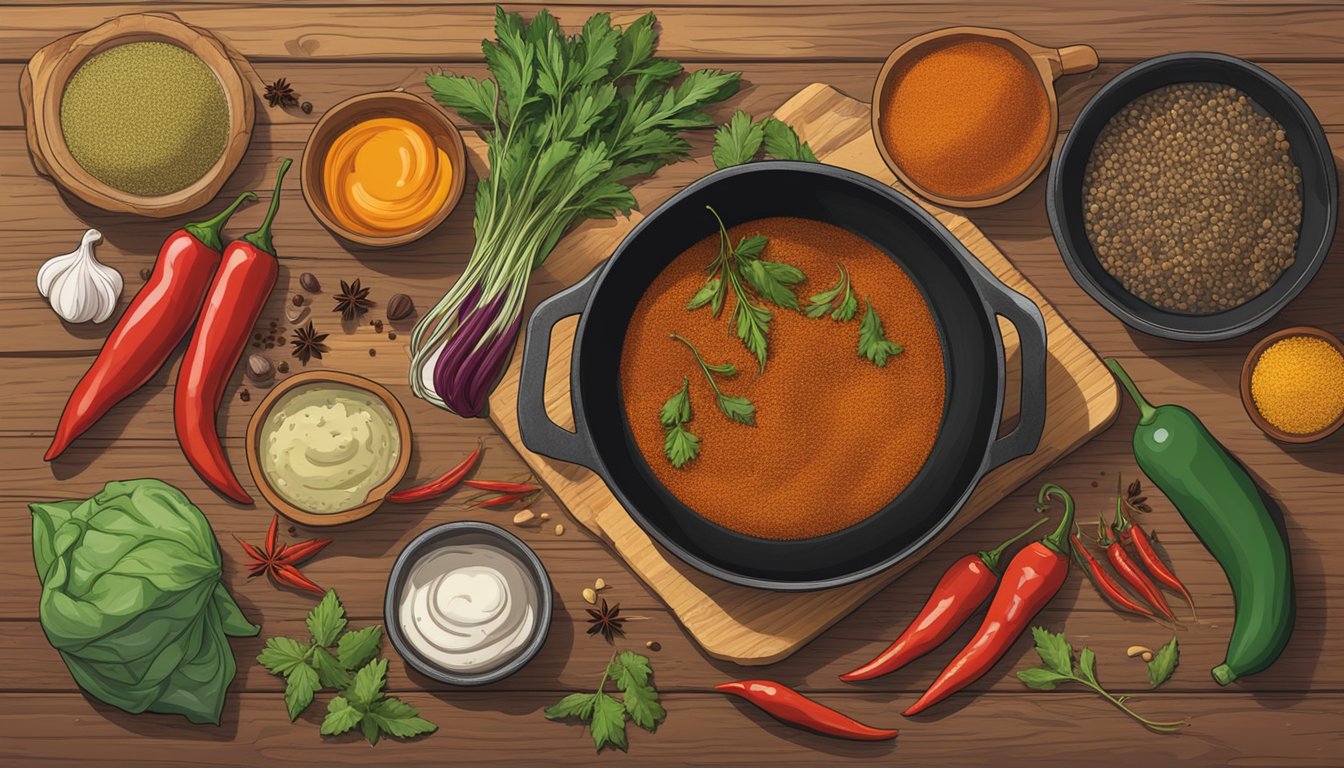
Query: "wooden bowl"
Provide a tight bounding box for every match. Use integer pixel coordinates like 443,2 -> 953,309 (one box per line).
871,26 -> 1097,208
19,12 -> 254,218
301,90 -> 467,247
246,371 -> 413,527
1240,326 -> 1344,443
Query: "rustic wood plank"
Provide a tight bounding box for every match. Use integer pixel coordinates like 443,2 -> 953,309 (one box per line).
3,4 -> 1344,64
0,692 -> 1339,767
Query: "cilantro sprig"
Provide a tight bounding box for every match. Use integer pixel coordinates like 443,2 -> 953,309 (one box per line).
689,205 -> 805,370
671,333 -> 755,426
659,377 -> 700,468
804,262 -> 858,321
545,651 -> 666,753
712,109 -> 819,168
1017,627 -> 1188,733
258,590 -> 436,745
857,298 -> 904,367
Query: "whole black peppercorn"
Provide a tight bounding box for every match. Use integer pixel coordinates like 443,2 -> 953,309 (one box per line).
301,101 -> 313,114
388,331 -> 397,340
299,272 -> 321,293
292,294 -> 304,306
277,361 -> 290,374
239,389 -> 250,402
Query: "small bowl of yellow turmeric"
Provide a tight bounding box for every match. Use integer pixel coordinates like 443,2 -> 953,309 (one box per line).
1241,326 -> 1344,443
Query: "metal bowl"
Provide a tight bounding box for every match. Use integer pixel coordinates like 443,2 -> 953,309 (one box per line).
384,522 -> 552,686
1048,53 -> 1337,341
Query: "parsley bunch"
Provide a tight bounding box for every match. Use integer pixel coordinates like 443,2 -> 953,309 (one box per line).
545,651 -> 665,753
412,8 -> 741,417
258,590 -> 436,745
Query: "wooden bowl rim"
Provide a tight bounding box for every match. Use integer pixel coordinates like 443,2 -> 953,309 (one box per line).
25,13 -> 253,218
1239,325 -> 1344,444
300,90 -> 467,248
245,370 -> 414,527
870,25 -> 1066,208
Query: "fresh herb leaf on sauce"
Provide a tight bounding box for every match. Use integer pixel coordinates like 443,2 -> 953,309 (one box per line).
659,378 -> 701,468
857,298 -> 904,367
805,262 -> 858,321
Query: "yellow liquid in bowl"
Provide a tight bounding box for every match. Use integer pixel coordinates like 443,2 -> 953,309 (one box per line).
323,116 -> 453,237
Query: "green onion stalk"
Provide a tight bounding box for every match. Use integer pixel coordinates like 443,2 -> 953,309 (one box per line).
410,7 -> 740,416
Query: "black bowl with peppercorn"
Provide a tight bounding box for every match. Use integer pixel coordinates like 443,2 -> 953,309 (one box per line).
1048,53 -> 1337,341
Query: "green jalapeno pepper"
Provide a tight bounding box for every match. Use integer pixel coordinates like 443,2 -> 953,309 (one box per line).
1106,359 -> 1294,685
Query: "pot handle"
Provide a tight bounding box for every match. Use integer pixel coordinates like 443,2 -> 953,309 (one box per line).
978,276 -> 1049,472
516,269 -> 601,468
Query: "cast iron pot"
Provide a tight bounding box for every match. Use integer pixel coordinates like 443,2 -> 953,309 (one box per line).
518,162 -> 1047,590
1048,53 -> 1337,342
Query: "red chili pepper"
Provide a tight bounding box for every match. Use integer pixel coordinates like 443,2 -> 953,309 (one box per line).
1113,497 -> 1196,618
715,680 -> 898,741
175,160 -> 291,503
469,490 -> 540,508
463,479 -> 541,494
840,515 -> 1048,682
904,482 -> 1076,717
1096,516 -> 1177,621
1071,532 -> 1157,619
386,440 -> 483,503
44,192 -> 256,461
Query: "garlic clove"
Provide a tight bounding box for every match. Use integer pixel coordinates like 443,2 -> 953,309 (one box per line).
37,229 -> 122,324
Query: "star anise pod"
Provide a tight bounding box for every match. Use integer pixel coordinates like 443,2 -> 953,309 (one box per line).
585,599 -> 627,643
333,278 -> 373,320
264,77 -> 298,108
290,321 -> 329,365
236,515 -> 331,594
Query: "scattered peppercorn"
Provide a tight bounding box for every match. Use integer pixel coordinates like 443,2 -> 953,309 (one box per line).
239,388 -> 250,402
301,101 -> 313,114
388,331 -> 397,340
1084,83 -> 1301,313
373,319 -> 385,333
277,361 -> 290,373
139,267 -> 152,281
292,294 -> 304,306
369,348 -> 377,357
299,272 -> 321,293
646,641 -> 661,652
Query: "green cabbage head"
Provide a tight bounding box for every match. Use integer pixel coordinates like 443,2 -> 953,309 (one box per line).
31,479 -> 259,724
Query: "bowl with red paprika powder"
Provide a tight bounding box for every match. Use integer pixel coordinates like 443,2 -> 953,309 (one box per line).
515,163 -> 1048,590
872,26 -> 1097,208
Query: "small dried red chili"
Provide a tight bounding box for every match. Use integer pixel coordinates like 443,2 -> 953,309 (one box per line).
715,680 -> 898,741
1113,498 -> 1195,617
840,515 -> 1048,681
1096,516 -> 1176,621
1071,532 -> 1157,620
237,515 -> 331,594
468,490 -> 540,508
463,479 -> 541,494
386,440 -> 483,503
904,482 -> 1075,717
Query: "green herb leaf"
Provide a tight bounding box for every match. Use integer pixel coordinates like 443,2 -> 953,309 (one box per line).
284,663 -> 320,721
607,652 -> 665,732
307,590 -> 347,647
311,647 -> 351,690
425,72 -> 497,125
805,263 -> 856,320
741,259 -> 803,311
734,235 -> 769,261
703,360 -> 738,377
1078,647 -> 1099,686
362,714 -> 382,746
589,691 -> 629,752
761,117 -> 819,162
833,289 -> 858,321
369,697 -> 438,740
659,378 -> 692,427
687,278 -> 719,311
857,298 -> 904,367
545,692 -> 599,721
347,658 -> 388,710
337,625 -> 383,671
663,424 -> 701,468
716,394 -> 757,426
733,298 -> 770,371
319,695 -> 363,736
711,110 -> 765,169
258,636 -> 310,677
1016,667 -> 1072,691
1031,626 -> 1074,676
1147,637 -> 1179,688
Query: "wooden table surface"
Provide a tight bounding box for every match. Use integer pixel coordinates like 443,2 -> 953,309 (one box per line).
3,2 -> 1342,766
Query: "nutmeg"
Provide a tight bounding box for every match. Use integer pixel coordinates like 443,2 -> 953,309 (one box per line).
244,354 -> 275,385
386,293 -> 416,321
299,272 -> 321,293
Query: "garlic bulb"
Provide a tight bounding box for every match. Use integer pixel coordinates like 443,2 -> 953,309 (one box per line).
37,229 -> 123,324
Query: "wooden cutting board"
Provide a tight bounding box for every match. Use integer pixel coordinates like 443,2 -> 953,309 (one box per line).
486,83 -> 1119,665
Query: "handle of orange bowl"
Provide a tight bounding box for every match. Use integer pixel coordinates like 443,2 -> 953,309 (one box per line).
976,273 -> 1049,473
1055,44 -> 1099,77
516,268 -> 602,469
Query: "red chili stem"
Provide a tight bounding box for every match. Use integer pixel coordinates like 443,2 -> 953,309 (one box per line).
1071,533 -> 1158,620
45,191 -> 256,461
1097,517 -> 1177,621
175,160 -> 291,503
463,479 -> 541,493
904,482 -> 1075,717
386,439 -> 483,503
715,680 -> 898,741
839,515 -> 1048,682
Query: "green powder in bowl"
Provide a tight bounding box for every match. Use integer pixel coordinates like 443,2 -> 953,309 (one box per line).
60,41 -> 229,197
